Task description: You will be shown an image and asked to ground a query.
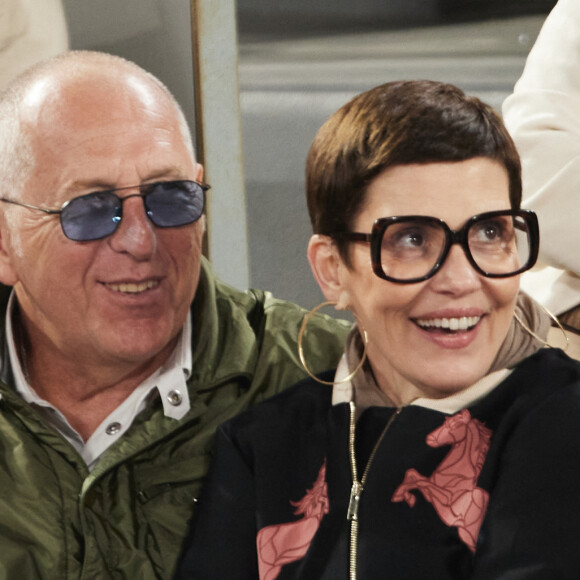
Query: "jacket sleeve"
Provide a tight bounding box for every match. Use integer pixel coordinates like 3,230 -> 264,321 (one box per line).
174,424 -> 259,580
470,383 -> 580,579
502,0 -> 580,280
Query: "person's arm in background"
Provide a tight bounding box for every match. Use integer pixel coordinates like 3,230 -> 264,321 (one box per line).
0,0 -> 68,90
503,0 -> 580,320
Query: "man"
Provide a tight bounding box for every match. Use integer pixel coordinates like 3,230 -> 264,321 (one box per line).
0,50 -> 348,579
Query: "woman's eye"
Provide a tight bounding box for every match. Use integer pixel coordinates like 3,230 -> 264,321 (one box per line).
389,228 -> 428,248
482,224 -> 500,240
403,232 -> 424,247
473,221 -> 504,243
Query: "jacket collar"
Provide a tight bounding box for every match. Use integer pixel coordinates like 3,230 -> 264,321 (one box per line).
188,257 -> 260,391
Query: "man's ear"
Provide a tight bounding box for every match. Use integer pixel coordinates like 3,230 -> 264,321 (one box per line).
307,234 -> 351,310
0,225 -> 19,287
194,162 -> 204,183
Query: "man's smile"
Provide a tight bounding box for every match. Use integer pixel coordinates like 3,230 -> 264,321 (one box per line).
104,279 -> 160,294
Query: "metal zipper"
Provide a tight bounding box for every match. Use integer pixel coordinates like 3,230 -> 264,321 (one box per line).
347,401 -> 402,580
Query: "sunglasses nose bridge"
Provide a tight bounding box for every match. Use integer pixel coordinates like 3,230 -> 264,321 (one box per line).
117,190 -> 150,215
106,191 -> 157,257
110,191 -> 156,234
118,191 -> 146,204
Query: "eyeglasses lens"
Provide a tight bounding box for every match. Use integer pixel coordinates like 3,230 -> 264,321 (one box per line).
467,214 -> 531,275
60,181 -> 205,241
380,220 -> 446,281
379,213 -> 532,281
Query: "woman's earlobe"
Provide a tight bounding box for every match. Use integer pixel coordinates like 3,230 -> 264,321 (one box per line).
335,292 -> 350,311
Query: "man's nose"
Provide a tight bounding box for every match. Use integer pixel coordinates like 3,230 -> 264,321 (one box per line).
107,195 -> 156,260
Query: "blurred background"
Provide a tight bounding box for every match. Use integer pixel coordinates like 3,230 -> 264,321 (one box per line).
236,0 -> 556,309
8,0 -> 557,309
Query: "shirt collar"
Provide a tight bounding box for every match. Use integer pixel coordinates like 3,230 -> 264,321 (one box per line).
5,290 -> 192,465
7,291 -> 192,415
331,353 -> 512,414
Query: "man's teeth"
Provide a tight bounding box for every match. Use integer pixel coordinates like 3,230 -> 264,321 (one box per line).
107,280 -> 159,294
416,316 -> 480,331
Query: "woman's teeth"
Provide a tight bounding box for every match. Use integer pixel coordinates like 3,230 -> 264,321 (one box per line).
416,316 -> 480,331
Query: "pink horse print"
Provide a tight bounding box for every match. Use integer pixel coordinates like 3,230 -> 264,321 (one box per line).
392,409 -> 492,552
257,461 -> 329,580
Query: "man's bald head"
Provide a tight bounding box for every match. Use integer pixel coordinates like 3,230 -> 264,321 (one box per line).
0,50 -> 195,202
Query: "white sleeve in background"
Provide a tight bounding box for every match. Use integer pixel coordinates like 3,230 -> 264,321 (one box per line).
0,0 -> 68,90
503,0 -> 580,314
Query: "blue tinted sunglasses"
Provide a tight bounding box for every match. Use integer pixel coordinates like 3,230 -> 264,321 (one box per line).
0,180 -> 209,242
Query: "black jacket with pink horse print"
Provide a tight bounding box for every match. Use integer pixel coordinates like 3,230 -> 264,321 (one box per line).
176,348 -> 580,579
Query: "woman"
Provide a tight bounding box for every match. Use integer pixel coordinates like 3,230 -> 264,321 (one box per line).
175,81 -> 580,579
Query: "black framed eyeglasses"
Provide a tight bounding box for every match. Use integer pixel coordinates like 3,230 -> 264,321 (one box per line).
336,209 -> 539,283
0,180 -> 209,242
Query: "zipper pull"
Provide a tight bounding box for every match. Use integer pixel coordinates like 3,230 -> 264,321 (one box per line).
347,481 -> 363,521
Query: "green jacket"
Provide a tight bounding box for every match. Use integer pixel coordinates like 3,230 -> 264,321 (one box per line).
0,259 -> 349,579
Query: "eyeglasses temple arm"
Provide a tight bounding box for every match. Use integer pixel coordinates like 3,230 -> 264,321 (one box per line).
0,198 -> 61,215
335,232 -> 373,243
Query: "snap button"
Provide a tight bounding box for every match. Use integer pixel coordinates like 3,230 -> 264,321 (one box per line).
167,389 -> 183,406
106,422 -> 122,435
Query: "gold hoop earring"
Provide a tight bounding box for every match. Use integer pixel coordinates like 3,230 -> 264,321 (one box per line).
514,305 -> 569,352
298,301 -> 368,385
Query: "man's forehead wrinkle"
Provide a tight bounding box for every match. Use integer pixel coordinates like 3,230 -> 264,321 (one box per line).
60,164 -> 186,193
139,106 -> 183,139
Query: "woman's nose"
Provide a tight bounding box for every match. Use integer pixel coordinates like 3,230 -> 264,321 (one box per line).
429,244 -> 481,295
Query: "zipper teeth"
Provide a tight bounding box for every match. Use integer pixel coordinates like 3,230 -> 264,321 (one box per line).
348,402 -> 402,580
361,407 -> 401,484
348,401 -> 358,580
349,519 -> 359,580
348,401 -> 358,481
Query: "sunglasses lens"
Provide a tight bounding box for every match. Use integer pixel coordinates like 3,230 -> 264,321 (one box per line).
61,192 -> 121,241
145,181 -> 205,227
59,181 -> 206,241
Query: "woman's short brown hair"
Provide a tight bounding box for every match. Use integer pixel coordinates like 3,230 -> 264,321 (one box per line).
305,80 -> 522,263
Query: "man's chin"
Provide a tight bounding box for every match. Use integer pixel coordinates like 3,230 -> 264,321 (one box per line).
97,326 -> 180,367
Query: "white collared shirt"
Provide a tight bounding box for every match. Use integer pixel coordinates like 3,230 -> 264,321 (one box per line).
5,291 -> 192,469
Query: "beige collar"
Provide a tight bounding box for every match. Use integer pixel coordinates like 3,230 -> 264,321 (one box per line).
331,354 -> 512,415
